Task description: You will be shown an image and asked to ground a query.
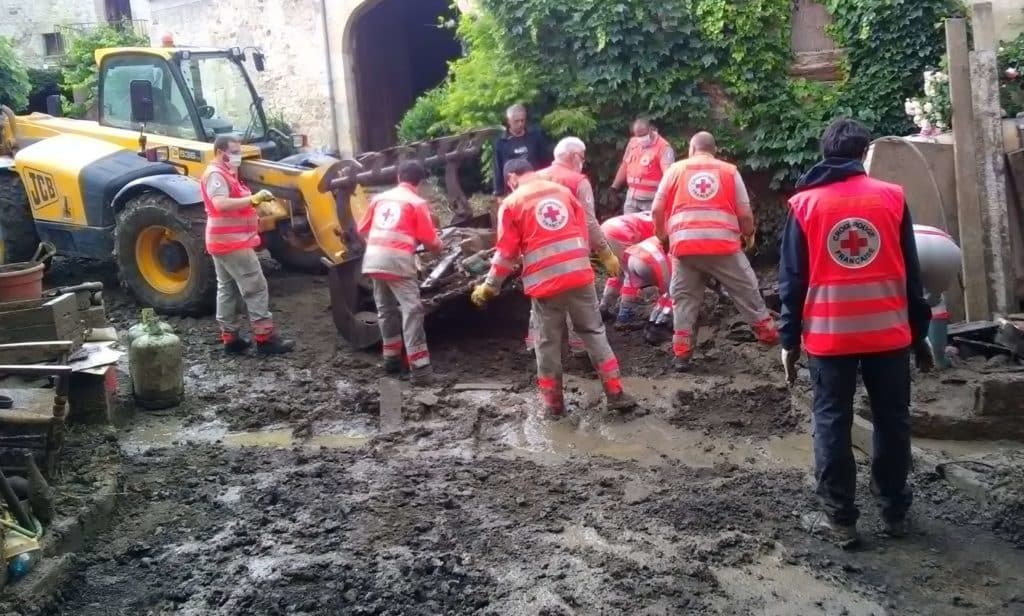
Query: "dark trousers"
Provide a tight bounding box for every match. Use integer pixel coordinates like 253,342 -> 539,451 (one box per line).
809,348 -> 913,526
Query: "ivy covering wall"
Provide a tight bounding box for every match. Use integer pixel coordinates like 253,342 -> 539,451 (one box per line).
400,0 -> 966,194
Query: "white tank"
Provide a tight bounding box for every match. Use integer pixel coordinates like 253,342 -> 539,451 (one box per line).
913,225 -> 962,294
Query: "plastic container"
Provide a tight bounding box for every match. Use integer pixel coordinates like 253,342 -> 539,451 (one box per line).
7,551 -> 37,581
928,296 -> 950,369
128,308 -> 184,410
0,261 -> 44,303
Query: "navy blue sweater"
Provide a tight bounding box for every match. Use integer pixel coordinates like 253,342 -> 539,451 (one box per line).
777,158 -> 932,352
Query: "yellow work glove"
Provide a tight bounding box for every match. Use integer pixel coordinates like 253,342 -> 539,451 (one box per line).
742,231 -> 757,252
597,248 -> 622,278
250,189 -> 274,205
470,283 -> 498,309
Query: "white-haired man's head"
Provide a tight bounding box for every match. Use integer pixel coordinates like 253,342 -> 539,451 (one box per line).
554,137 -> 586,172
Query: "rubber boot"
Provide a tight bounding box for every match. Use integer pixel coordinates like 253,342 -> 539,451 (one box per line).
256,334 -> 295,355
672,353 -> 692,372
538,377 -> 565,418
222,332 -> 252,355
382,357 -> 403,375
752,318 -> 780,346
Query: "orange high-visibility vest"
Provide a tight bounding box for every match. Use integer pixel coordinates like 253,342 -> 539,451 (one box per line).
789,174 -> 911,356
490,177 -> 594,299
624,135 -> 671,201
361,184 -> 431,279
201,162 -> 259,255
663,155 -> 741,256
601,212 -> 655,246
538,162 -> 587,200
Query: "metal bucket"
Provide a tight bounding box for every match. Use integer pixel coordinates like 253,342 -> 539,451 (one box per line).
0,261 -> 43,303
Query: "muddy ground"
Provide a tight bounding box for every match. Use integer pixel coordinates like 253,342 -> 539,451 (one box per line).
4,257 -> 1024,615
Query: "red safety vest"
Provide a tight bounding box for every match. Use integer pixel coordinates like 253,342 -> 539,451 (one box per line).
491,177 -> 593,299
624,135 -> 671,201
601,212 -> 655,246
201,162 -> 259,255
664,155 -> 741,256
538,162 -> 587,200
361,184 -> 430,279
625,236 -> 671,293
789,174 -> 911,356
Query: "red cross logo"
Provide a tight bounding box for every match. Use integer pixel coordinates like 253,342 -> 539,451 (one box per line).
828,218 -> 880,268
687,172 -> 719,200
535,199 -> 568,230
840,230 -> 868,257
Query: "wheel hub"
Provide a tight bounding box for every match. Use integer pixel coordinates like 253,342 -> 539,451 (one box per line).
158,241 -> 188,272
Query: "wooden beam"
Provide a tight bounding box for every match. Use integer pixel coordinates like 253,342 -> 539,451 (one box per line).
946,18 -> 991,320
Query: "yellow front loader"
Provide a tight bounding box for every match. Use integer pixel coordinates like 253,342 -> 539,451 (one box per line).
0,43 -> 496,346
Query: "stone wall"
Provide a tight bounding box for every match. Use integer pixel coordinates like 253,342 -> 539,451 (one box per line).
980,0 -> 1024,42
0,0 -> 104,68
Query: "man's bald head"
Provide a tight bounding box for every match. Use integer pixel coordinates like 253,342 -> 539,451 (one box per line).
689,132 -> 717,156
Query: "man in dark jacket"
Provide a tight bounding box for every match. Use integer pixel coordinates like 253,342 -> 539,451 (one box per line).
493,104 -> 552,195
779,118 -> 933,548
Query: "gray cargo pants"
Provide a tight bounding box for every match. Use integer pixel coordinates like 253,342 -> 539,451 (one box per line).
623,196 -> 653,215
669,251 -> 770,356
373,277 -> 430,369
533,285 -> 621,401
213,248 -> 273,337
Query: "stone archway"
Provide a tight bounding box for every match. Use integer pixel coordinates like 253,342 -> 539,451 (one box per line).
342,0 -> 460,153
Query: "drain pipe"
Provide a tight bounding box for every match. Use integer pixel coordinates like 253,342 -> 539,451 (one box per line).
320,0 -> 341,154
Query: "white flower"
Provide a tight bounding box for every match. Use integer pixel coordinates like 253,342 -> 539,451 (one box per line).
1007,67 -> 1020,79
923,102 -> 934,113
924,83 -> 936,97
905,100 -> 917,115
937,121 -> 948,130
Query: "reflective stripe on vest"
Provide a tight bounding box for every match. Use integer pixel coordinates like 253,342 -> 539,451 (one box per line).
523,237 -> 587,268
601,212 -> 655,245
789,174 -> 911,356
666,158 -> 740,256
361,186 -> 426,279
521,256 -> 593,291
202,164 -> 259,255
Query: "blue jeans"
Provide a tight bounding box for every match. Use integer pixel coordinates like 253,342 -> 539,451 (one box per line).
809,348 -> 913,526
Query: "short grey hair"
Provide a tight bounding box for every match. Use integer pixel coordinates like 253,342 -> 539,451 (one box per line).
506,103 -> 527,118
553,136 -> 586,159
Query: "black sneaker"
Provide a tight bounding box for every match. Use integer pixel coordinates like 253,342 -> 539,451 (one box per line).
410,366 -> 441,386
223,336 -> 252,355
673,355 -> 692,372
257,335 -> 295,355
801,512 -> 860,549
383,357 -> 403,375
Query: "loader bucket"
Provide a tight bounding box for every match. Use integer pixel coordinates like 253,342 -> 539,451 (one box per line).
327,257 -> 381,349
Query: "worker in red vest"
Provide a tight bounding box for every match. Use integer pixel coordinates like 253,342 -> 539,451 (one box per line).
611,117 -> 674,214
532,137 -> 619,356
598,211 -> 655,319
618,235 -> 673,321
201,135 -> 293,355
471,159 -> 633,417
357,161 -> 444,384
652,131 -> 778,371
779,118 -> 933,547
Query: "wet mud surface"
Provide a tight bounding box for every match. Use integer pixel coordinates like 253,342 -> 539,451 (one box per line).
4,258 -> 1024,615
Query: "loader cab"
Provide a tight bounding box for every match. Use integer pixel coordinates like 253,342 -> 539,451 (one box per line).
96,47 -> 275,152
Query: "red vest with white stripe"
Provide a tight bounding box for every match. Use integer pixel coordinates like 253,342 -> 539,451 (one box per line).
665,156 -> 741,256
601,212 -> 655,246
625,236 -> 671,293
493,177 -> 594,299
201,162 -> 258,255
789,174 -> 911,356
624,135 -> 670,201
362,184 -> 429,279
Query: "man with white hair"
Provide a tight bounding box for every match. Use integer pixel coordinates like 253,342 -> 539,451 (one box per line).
493,103 -> 552,195
531,137 -> 620,356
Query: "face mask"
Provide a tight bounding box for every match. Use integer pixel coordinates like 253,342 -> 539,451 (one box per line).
227,153 -> 242,168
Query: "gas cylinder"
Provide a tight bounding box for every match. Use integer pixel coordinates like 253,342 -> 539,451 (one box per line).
913,225 -> 962,296
128,308 -> 184,410
127,316 -> 174,348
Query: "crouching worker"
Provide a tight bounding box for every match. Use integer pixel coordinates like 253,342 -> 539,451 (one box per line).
202,135 -> 293,355
471,159 -> 635,417
357,161 -> 444,384
619,236 -> 674,344
598,211 -> 655,319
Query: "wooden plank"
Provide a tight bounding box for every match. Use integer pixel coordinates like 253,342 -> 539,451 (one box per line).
452,382 -> 511,392
0,341 -> 73,365
0,297 -> 47,312
946,18 -> 991,320
378,377 -> 403,432
0,365 -> 73,377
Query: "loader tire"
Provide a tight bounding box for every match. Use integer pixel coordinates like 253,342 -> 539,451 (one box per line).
263,221 -> 327,274
0,172 -> 41,265
115,192 -> 215,316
